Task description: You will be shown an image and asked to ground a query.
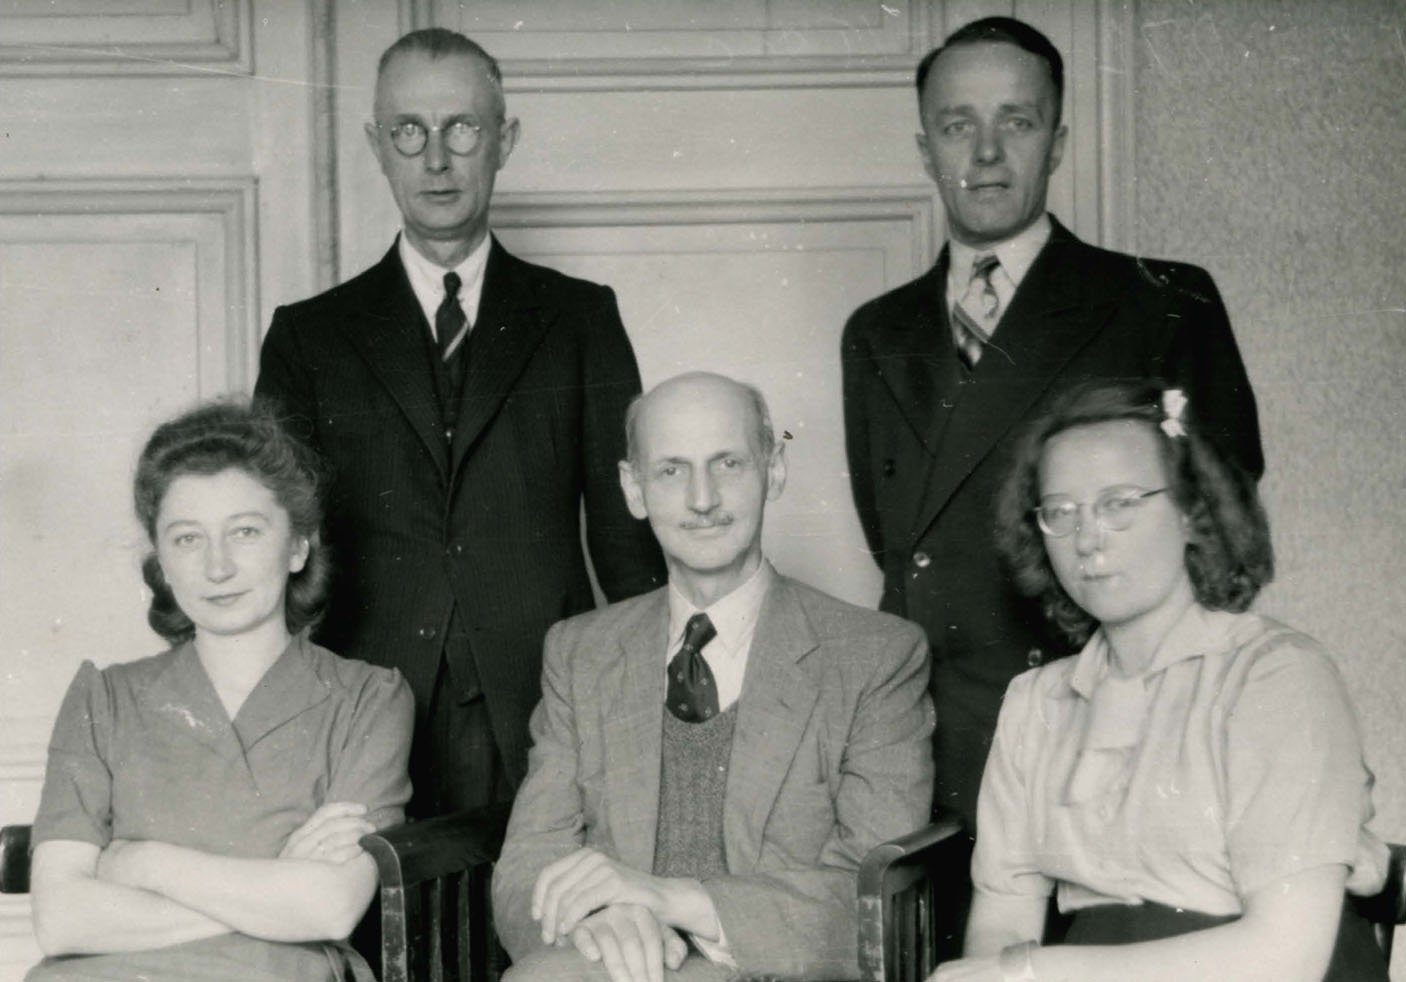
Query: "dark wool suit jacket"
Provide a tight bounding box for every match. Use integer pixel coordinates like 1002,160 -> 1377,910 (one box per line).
840,216 -> 1263,828
492,575 -> 934,981
255,238 -> 665,785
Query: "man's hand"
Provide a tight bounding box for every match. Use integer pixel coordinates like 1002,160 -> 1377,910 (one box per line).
568,903 -> 688,982
532,848 -> 670,944
279,802 -> 375,864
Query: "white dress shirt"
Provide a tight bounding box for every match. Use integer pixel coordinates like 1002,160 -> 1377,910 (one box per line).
664,560 -> 774,714
399,232 -> 492,355
945,213 -> 1052,338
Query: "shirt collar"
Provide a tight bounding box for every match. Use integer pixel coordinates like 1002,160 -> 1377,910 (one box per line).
946,212 -> 1052,295
398,231 -> 492,328
666,560 -> 775,657
1068,604 -> 1243,699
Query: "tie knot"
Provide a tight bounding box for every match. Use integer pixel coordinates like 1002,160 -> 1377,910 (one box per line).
442,271 -> 462,297
682,613 -> 717,654
971,254 -> 999,283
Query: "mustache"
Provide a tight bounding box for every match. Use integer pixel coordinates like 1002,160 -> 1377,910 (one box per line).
680,513 -> 734,530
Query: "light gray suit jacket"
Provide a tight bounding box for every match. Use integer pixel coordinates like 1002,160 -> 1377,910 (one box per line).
491,574 -> 935,980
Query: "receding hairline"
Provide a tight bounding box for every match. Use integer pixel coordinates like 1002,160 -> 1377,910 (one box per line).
372,37 -> 506,119
624,373 -> 776,468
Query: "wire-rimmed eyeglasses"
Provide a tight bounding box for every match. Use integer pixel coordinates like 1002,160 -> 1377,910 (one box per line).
1034,487 -> 1167,537
378,119 -> 484,158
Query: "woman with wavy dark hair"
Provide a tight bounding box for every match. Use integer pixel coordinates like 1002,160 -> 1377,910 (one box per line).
934,380 -> 1386,982
26,400 -> 412,982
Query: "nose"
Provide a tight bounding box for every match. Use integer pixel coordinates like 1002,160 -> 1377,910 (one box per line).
422,129 -> 449,173
686,469 -> 720,514
1071,504 -> 1104,556
204,539 -> 236,582
973,123 -> 1003,165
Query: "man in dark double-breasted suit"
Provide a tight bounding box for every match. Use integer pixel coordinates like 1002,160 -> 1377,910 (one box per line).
256,29 -> 664,817
841,17 -> 1264,832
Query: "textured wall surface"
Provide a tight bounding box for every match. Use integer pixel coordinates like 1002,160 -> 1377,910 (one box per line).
1134,0 -> 1406,850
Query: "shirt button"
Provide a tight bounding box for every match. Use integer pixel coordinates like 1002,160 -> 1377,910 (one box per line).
444,427 -> 454,442
882,458 -> 896,477
912,551 -> 932,569
418,626 -> 437,640
1027,648 -> 1043,667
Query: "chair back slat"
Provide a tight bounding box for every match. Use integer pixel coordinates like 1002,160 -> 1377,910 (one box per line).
427,877 -> 445,982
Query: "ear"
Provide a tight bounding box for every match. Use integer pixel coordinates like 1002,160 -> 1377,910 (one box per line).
618,460 -> 649,520
1046,122 -> 1068,176
289,534 -> 312,574
496,117 -> 520,170
765,443 -> 787,501
365,121 -> 390,174
916,131 -> 941,186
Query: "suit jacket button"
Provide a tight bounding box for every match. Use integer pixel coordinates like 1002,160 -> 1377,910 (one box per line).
1027,647 -> 1043,667
882,458 -> 896,476
912,551 -> 932,569
418,626 -> 437,641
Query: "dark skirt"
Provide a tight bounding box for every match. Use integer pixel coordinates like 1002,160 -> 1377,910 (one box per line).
1062,898 -> 1387,982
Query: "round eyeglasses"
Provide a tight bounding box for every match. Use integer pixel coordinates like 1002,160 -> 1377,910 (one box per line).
379,119 -> 484,158
1034,487 -> 1167,537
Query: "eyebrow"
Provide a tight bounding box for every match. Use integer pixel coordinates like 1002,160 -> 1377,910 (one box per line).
160,511 -> 270,533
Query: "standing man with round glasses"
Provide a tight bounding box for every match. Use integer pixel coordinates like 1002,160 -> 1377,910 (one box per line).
256,28 -> 665,819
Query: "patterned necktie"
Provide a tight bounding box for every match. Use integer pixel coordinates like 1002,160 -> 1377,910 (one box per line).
666,613 -> 719,723
950,253 -> 1001,370
435,271 -> 468,361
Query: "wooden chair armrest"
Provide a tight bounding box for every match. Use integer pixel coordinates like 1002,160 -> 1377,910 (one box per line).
360,804 -> 510,890
360,804 -> 511,982
1,824 -> 32,894
858,818 -> 968,982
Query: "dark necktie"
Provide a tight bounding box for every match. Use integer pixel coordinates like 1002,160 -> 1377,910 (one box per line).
950,253 -> 1000,370
666,613 -> 719,723
435,271 -> 468,361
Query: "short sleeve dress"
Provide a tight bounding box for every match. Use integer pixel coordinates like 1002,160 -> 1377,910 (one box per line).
972,606 -> 1388,977
26,634 -> 414,982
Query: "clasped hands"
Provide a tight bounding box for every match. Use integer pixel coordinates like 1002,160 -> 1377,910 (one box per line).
94,801 -> 375,888
532,848 -> 718,982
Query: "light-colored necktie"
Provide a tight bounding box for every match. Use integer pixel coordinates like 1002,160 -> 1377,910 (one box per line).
951,254 -> 1001,369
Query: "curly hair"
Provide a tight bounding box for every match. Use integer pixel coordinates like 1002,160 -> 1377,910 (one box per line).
995,379 -> 1272,648
134,398 -> 331,644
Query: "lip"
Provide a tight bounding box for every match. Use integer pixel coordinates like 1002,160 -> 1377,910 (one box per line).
681,521 -> 732,536
204,591 -> 248,607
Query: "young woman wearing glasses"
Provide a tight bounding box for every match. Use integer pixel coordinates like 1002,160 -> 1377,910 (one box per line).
933,380 -> 1387,982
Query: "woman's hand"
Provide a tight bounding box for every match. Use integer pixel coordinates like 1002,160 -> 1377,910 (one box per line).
279,801 -> 375,864
930,955 -> 1002,982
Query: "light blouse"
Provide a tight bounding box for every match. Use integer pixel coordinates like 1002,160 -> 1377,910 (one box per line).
972,606 -> 1387,916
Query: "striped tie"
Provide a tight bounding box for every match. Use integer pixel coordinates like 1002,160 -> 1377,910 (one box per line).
435,271 -> 468,361
951,254 -> 1000,370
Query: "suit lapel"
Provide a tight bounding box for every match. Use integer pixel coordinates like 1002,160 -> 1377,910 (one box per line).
601,592 -> 669,872
871,260 -> 954,454
448,239 -> 555,474
912,222 -> 1118,538
723,578 -> 821,872
341,245 -> 450,477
